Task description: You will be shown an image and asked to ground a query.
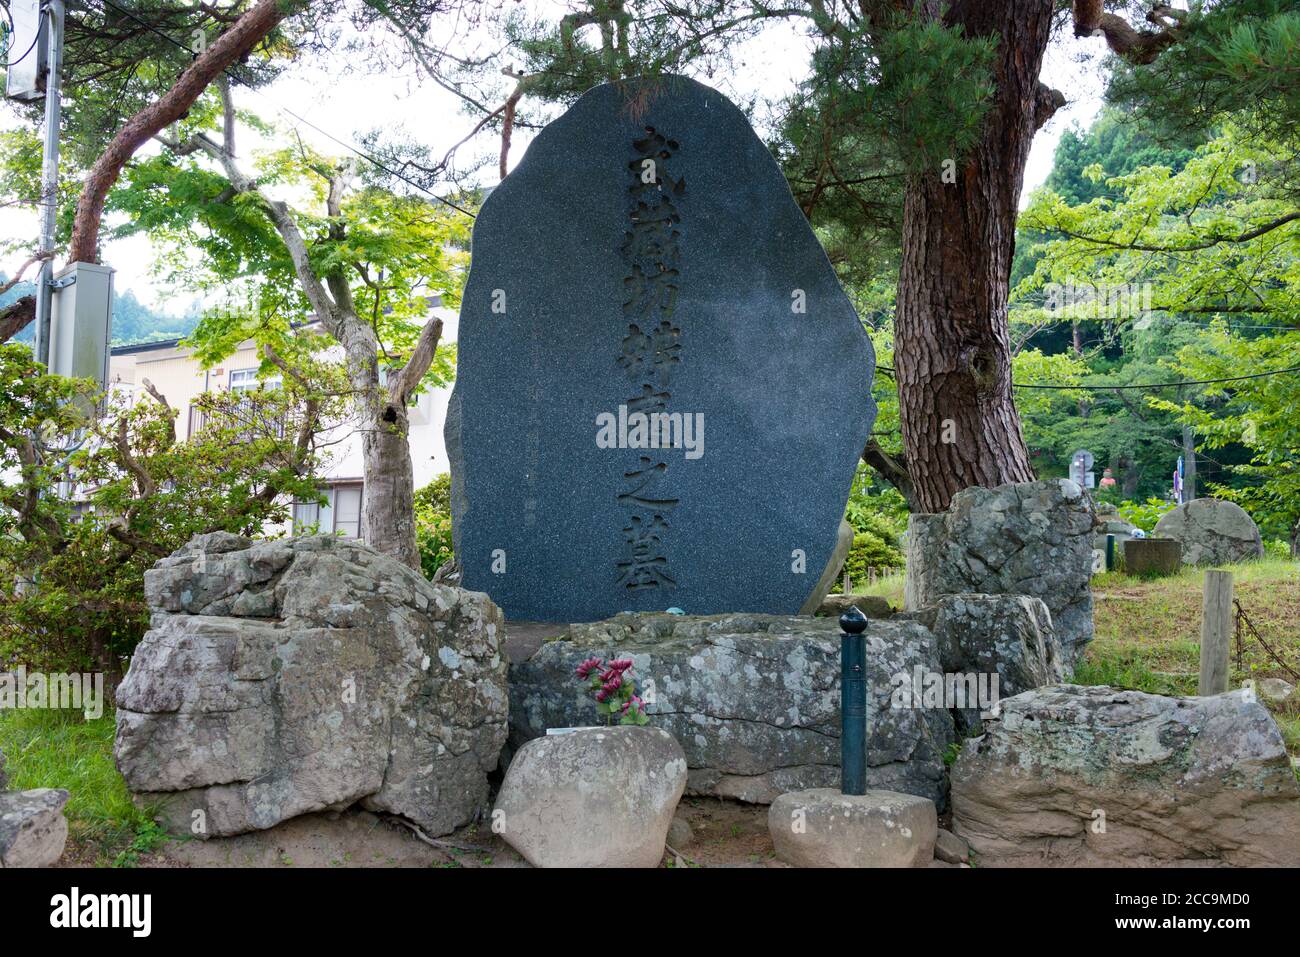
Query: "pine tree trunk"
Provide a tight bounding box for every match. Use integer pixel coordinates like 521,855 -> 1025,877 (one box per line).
894,0 -> 1060,513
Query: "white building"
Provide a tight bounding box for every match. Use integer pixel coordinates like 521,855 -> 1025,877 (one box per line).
106,308 -> 458,537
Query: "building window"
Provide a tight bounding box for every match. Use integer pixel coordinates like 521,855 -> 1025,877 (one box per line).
333,484 -> 363,538
229,367 -> 282,392
293,483 -> 363,538
292,498 -> 321,533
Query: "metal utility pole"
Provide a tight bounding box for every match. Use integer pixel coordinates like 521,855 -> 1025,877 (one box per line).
33,0 -> 65,370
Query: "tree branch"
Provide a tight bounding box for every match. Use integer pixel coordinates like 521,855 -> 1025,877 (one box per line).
67,0 -> 304,263
387,318 -> 443,409
861,438 -> 919,512
0,295 -> 36,345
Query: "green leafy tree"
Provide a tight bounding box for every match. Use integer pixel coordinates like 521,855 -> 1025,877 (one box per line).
0,343 -> 340,680
1150,325 -> 1300,553
109,82 -> 470,568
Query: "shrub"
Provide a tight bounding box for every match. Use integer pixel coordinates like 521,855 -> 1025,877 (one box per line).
1117,497 -> 1178,534
415,473 -> 455,579
0,344 -> 334,679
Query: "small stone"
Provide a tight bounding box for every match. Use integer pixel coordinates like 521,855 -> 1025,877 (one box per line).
667,814 -> 694,848
768,788 -> 938,868
1257,677 -> 1295,706
0,788 -> 70,868
934,828 -> 970,865
494,726 -> 688,868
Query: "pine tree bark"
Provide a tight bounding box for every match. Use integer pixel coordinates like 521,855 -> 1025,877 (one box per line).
894,0 -> 1062,513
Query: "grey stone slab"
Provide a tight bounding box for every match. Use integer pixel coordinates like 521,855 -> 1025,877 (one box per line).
448,75 -> 875,622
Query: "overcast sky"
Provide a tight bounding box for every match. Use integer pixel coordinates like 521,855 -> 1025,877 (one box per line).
1,12 -> 1113,313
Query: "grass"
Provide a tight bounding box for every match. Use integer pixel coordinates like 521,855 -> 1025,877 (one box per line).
1087,558 -> 1300,694
0,707 -> 164,865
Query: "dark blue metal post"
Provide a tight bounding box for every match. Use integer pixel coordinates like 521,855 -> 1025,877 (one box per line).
1105,533 -> 1116,572
839,606 -> 868,795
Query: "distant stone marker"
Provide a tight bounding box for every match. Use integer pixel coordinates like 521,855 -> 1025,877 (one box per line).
1152,498 -> 1264,565
447,76 -> 875,622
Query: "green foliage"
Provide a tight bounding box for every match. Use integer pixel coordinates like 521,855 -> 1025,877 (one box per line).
112,820 -> 169,869
0,344 -> 336,675
0,708 -> 157,863
1149,325 -> 1300,548
838,464 -> 906,584
1117,497 -> 1178,535
414,474 -> 455,580
841,528 -> 903,586
108,103 -> 472,399
1107,0 -> 1300,144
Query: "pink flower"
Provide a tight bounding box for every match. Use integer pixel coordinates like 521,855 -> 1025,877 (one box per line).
575,657 -> 604,679
608,658 -> 634,673
602,677 -> 623,693
595,688 -> 609,702
622,695 -> 643,714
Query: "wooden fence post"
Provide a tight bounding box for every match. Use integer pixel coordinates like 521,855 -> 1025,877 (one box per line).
1199,569 -> 1234,696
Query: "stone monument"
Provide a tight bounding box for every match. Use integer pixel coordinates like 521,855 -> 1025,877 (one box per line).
447,76 -> 875,621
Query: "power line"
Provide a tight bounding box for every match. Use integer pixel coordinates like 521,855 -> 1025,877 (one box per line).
93,0 -> 476,217
875,364 -> 1300,391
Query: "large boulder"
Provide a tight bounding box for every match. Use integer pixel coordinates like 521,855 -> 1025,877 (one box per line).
769,788 -> 937,868
904,480 -> 1097,665
1153,498 -> 1264,565
494,726 -> 687,867
904,594 -> 1063,734
115,533 -> 509,838
0,788 -> 69,867
951,685 -> 1300,867
508,612 -> 955,807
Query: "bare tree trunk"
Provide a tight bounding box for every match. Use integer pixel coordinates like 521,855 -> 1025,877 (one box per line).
362,401 -> 420,569
894,0 -> 1062,514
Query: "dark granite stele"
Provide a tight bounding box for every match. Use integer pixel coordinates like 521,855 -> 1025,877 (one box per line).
447,74 -> 876,622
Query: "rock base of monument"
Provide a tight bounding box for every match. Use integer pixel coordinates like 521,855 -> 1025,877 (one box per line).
768,788 -> 937,868
952,686 -> 1300,867
904,479 -> 1097,665
114,533 -> 509,839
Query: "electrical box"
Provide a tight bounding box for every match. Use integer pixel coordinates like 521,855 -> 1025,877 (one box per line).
4,0 -> 47,102
48,261 -> 114,387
